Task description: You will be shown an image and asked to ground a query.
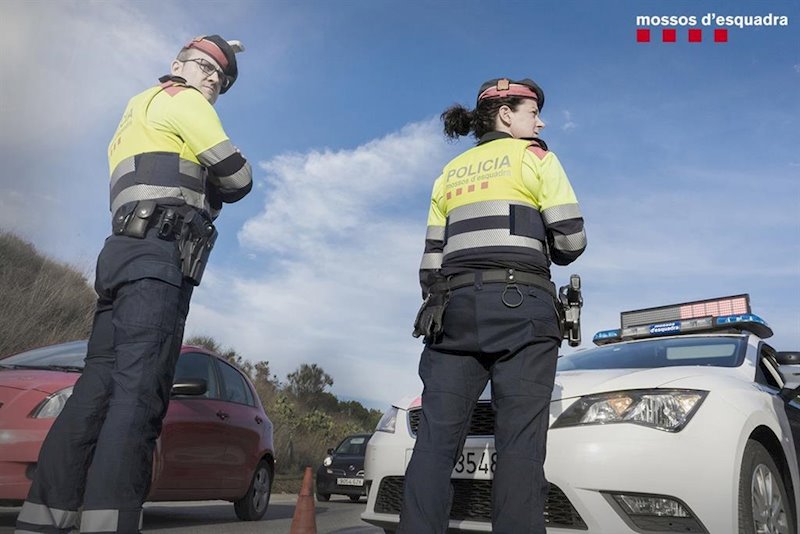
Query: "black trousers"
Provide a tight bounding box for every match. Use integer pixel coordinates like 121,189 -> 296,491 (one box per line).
398,283 -> 561,534
16,229 -> 193,534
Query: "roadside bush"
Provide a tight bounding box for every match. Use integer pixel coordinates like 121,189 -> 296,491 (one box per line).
0,232 -> 94,357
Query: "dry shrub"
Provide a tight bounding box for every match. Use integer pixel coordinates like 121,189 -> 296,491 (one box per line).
0,232 -> 95,357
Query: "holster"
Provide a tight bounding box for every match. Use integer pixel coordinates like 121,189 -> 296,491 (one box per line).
558,274 -> 583,347
178,210 -> 217,286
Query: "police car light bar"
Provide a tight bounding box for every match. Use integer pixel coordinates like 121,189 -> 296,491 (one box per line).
592,294 -> 773,345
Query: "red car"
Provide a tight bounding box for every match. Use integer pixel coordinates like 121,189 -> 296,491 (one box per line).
0,340 -> 274,521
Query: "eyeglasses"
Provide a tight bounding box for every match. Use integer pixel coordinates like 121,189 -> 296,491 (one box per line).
181,58 -> 230,89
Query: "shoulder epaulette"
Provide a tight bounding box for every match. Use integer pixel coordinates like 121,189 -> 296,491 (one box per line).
159,80 -> 189,97
526,142 -> 549,160
156,75 -> 192,97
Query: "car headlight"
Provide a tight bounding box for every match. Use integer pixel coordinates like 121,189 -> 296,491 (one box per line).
323,456 -> 333,467
30,386 -> 74,418
552,389 -> 708,432
375,406 -> 398,433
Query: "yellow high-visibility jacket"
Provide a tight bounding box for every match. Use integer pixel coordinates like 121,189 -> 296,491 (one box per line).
107,77 -> 252,219
419,133 -> 586,295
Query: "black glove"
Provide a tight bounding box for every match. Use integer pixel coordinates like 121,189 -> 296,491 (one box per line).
413,291 -> 449,343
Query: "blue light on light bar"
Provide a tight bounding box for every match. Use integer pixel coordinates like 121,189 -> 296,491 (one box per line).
715,313 -> 766,326
592,329 -> 621,345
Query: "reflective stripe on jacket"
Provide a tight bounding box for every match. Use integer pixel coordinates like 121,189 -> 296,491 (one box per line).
107,79 -> 252,218
419,135 -> 586,295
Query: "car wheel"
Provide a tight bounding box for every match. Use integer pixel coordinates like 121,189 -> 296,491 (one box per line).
234,459 -> 272,521
348,495 -> 361,502
738,439 -> 795,534
316,492 -> 330,502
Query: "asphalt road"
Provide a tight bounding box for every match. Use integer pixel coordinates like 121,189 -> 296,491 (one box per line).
0,494 -> 383,534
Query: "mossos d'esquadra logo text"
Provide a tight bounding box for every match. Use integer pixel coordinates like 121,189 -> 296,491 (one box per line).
650,322 -> 681,335
446,155 -> 512,188
636,12 -> 789,29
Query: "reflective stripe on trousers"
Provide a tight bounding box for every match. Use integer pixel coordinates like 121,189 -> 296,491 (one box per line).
16,502 -> 79,533
80,510 -> 144,533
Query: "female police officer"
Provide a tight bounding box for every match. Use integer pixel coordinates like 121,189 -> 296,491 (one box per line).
400,78 -> 586,533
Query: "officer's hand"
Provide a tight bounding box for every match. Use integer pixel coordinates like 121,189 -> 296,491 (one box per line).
413,291 -> 448,343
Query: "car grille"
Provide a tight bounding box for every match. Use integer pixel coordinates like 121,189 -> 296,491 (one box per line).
374,476 -> 587,529
408,402 -> 494,437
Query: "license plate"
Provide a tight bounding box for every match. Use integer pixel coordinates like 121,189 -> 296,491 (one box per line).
337,477 -> 364,486
452,447 -> 496,479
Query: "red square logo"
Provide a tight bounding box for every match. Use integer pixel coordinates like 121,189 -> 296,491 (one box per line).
714,29 -> 728,43
688,29 -> 702,42
662,29 -> 677,42
637,29 -> 650,43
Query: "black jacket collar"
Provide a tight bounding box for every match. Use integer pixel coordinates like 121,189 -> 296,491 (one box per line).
477,131 -> 548,151
477,131 -> 514,146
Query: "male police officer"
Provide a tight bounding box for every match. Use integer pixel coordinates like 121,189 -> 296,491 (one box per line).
400,78 -> 586,533
16,35 -> 252,534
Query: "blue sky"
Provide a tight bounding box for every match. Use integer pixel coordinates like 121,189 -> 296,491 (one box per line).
1,0 -> 798,409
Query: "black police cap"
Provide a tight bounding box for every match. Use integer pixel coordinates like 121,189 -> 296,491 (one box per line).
476,78 -> 545,110
185,35 -> 241,94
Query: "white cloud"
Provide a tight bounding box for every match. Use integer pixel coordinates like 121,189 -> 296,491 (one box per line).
561,110 -> 576,131
239,120 -> 450,255
187,119 -> 457,407
0,1 -> 181,147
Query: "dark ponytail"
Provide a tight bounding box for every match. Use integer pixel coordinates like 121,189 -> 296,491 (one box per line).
441,104 -> 472,140
440,96 -> 526,141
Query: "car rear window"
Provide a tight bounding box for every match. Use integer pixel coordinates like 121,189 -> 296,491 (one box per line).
557,336 -> 747,371
217,360 -> 254,406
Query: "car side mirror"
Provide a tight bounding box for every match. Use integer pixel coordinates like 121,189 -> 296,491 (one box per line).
327,448 -> 335,455
171,379 -> 207,397
776,352 -> 800,402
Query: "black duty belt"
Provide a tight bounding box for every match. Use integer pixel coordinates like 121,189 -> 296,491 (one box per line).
432,269 -> 556,298
113,200 -> 209,241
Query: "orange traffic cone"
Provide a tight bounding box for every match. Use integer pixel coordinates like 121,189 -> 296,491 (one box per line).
289,466 -> 317,534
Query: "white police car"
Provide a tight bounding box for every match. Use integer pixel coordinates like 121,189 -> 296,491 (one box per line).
361,294 -> 800,533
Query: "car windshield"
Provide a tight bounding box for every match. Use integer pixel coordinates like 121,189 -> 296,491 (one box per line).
1,341 -> 87,369
557,336 -> 747,371
336,435 -> 370,455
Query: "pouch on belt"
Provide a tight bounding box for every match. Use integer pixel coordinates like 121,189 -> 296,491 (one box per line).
112,200 -> 157,238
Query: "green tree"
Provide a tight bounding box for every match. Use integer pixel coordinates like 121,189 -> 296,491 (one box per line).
338,400 -> 383,430
286,363 -> 334,409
